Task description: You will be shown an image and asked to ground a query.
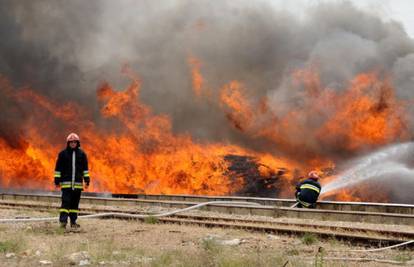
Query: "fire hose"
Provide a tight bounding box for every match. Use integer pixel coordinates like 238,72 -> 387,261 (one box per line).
0,201 -> 262,223
288,201 -> 414,251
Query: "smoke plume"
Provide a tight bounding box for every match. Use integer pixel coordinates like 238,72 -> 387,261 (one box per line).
1,0 -> 414,201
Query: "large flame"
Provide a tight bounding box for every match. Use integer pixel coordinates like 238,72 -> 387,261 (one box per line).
318,73 -> 407,151
0,69 -> 305,195
0,59 -> 409,200
219,67 -> 407,157
215,64 -> 408,201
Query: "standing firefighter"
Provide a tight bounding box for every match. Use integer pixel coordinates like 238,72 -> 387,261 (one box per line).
54,133 -> 90,228
295,171 -> 321,208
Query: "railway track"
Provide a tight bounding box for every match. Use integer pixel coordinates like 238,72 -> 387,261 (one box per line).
3,190 -> 414,214
107,192 -> 414,214
0,196 -> 413,246
1,192 -> 414,226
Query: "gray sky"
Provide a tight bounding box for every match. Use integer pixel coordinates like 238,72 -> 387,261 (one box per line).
272,0 -> 414,37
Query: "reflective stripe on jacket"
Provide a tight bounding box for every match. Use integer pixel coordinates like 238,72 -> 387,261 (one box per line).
54,147 -> 89,190
295,178 -> 321,205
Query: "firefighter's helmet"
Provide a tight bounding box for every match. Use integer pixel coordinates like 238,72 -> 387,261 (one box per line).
308,170 -> 319,179
66,133 -> 80,142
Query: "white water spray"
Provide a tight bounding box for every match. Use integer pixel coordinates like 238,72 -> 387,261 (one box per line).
321,142 -> 414,196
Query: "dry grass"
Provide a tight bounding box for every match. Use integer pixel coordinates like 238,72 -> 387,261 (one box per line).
0,239 -> 24,254
0,208 -> 413,267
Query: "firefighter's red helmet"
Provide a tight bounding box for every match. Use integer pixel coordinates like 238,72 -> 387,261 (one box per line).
66,133 -> 80,142
308,171 -> 319,179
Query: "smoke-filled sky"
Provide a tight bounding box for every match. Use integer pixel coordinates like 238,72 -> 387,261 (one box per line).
1,0 -> 414,159
273,0 -> 414,37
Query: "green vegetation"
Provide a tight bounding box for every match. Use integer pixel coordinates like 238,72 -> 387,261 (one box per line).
144,216 -> 159,224
0,235 -> 25,253
0,240 -> 21,253
394,252 -> 412,263
286,248 -> 299,256
301,233 -> 318,245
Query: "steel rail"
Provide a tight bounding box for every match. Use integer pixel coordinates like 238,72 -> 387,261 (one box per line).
1,192 -> 414,225
2,191 -> 414,214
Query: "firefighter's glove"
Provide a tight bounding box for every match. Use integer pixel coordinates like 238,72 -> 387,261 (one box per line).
54,178 -> 60,187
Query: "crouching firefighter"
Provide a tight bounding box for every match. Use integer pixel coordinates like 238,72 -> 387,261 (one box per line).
54,133 -> 90,229
295,171 -> 321,208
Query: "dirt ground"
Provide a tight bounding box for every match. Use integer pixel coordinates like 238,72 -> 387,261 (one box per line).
0,207 -> 413,266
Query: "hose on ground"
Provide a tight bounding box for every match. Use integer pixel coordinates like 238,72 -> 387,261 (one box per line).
348,240 -> 414,252
0,200 -> 261,223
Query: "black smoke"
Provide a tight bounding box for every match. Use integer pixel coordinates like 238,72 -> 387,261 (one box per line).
1,1 -> 414,165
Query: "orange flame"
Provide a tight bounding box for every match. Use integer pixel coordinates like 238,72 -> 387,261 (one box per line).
319,73 -> 407,150
0,72 -> 304,195
0,60 -> 410,201
218,67 -> 408,156
219,81 -> 255,131
215,65 -> 408,200
188,56 -> 204,97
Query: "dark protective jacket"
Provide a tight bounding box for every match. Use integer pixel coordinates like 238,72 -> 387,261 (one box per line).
54,145 -> 90,190
295,177 -> 321,207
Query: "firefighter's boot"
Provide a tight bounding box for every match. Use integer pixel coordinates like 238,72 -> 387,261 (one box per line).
70,223 -> 80,229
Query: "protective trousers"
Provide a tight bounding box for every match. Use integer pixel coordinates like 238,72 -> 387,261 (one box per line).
296,197 -> 316,209
59,188 -> 81,224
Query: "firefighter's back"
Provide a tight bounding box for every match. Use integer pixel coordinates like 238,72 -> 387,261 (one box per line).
298,178 -> 321,204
